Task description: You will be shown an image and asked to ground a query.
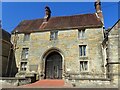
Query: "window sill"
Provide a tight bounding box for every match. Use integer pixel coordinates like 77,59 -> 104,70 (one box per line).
79,56 -> 88,59
21,59 -> 28,61
50,39 -> 59,43
50,39 -> 58,41
19,71 -> 26,75
78,38 -> 86,40
80,71 -> 89,74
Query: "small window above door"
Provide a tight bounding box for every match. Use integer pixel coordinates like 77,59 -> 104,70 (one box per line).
80,61 -> 88,72
24,33 -> 30,41
78,29 -> 85,39
79,45 -> 86,56
50,31 -> 58,40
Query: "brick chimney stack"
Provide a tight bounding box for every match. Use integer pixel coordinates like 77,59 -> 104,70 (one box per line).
94,0 -> 104,23
44,6 -> 51,22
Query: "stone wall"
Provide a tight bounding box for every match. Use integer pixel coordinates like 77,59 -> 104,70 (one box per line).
107,20 -> 120,86
118,21 -> 120,87
1,77 -> 32,86
11,27 -> 105,80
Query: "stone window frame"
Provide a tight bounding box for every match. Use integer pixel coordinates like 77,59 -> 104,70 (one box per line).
50,31 -> 58,40
20,48 -> 29,71
79,45 -> 87,57
20,61 -> 27,71
79,60 -> 89,72
78,29 -> 85,39
23,33 -> 30,41
21,48 -> 29,60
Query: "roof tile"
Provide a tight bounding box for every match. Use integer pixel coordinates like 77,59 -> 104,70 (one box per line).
12,13 -> 103,33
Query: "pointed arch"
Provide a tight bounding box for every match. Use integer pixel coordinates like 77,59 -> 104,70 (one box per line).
41,47 -> 65,79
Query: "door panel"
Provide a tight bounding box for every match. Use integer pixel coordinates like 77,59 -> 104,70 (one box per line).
45,52 -> 62,79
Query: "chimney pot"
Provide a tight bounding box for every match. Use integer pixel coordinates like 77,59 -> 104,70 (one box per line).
44,6 -> 51,22
94,0 -> 104,24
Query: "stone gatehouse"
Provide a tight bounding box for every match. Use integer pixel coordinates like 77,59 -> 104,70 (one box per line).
10,0 -> 119,87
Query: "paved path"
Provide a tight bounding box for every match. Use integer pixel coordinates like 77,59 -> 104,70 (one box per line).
18,80 -> 73,88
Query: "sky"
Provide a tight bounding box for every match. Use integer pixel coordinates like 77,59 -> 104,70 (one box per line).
2,2 -> 119,33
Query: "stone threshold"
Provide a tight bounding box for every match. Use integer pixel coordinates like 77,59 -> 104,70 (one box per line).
68,78 -> 111,81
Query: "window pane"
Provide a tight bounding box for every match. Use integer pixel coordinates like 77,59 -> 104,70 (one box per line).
21,62 -> 27,71
55,31 -> 58,39
79,46 -> 82,56
80,61 -> 88,72
82,30 -> 85,38
50,31 -> 58,40
79,45 -> 86,56
80,30 -> 82,39
50,32 -> 54,39
84,61 -> 88,70
83,46 -> 86,56
78,30 -> 81,39
78,30 -> 85,39
80,61 -> 84,71
24,34 -> 30,41
21,48 -> 29,59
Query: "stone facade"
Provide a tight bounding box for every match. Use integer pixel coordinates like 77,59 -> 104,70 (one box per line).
11,19 -> 120,88
107,20 -> 120,86
102,19 -> 120,87
11,27 -> 108,81
10,2 -> 119,87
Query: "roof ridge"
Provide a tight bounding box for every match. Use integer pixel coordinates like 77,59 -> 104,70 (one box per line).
12,12 -> 102,33
50,13 -> 95,18
23,13 -> 95,21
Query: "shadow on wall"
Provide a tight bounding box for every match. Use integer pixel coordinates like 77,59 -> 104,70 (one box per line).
5,47 -> 18,77
0,29 -> 18,77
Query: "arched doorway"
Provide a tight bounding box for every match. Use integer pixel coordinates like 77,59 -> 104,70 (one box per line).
45,51 -> 62,79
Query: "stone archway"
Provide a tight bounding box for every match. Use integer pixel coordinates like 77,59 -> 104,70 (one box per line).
44,51 -> 62,79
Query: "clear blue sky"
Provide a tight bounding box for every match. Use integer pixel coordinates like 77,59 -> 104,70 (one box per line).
2,2 -> 119,33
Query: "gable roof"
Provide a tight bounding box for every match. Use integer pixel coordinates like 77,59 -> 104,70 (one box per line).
12,13 -> 103,33
102,19 -> 120,45
108,19 -> 120,32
